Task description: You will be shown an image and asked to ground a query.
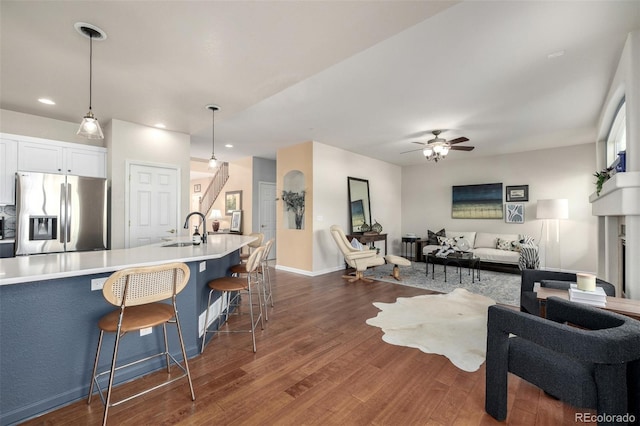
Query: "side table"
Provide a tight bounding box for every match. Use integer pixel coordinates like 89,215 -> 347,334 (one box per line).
401,236 -> 422,261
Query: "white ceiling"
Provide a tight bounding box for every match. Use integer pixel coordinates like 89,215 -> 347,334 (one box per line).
2,1 -> 639,167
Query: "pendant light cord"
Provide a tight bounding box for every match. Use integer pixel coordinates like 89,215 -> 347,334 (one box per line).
89,34 -> 93,111
211,107 -> 215,156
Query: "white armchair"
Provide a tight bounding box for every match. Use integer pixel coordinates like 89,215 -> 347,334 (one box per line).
330,225 -> 386,283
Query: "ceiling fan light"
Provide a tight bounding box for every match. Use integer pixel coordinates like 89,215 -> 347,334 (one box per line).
433,144 -> 444,154
441,145 -> 450,155
423,147 -> 433,157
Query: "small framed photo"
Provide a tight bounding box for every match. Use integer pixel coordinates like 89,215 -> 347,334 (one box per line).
194,184 -> 201,193
230,210 -> 242,233
225,190 -> 242,215
505,203 -> 525,223
506,185 -> 529,202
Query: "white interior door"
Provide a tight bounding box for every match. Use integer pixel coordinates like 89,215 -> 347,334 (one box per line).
259,181 -> 277,257
128,163 -> 179,248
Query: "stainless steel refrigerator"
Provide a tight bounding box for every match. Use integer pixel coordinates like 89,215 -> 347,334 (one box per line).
15,172 -> 107,255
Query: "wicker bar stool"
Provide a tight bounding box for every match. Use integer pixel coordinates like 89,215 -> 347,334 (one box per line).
260,238 -> 275,311
229,238 -> 274,320
201,245 -> 266,353
87,262 -> 195,426
239,232 -> 263,262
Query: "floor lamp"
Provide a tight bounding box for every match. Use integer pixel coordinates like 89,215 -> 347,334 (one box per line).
536,199 -> 569,271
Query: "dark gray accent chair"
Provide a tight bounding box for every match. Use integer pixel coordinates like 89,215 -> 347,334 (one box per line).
520,269 -> 616,316
486,297 -> 640,425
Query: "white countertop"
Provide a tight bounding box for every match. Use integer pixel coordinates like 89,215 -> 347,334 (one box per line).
0,234 -> 255,286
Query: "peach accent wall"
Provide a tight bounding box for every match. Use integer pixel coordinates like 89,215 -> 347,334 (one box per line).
277,142 -> 313,272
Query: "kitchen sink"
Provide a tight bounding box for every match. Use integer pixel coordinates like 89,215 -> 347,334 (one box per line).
162,242 -> 195,247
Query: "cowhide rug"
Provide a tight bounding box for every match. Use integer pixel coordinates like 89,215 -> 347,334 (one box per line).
365,288 -> 495,372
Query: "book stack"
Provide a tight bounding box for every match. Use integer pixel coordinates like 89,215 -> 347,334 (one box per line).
568,284 -> 607,307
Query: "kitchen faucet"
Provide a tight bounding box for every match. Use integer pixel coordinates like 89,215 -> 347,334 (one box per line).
183,212 -> 207,244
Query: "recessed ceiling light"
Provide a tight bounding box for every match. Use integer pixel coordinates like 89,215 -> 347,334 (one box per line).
154,123 -> 166,129
225,144 -> 233,148
547,50 -> 565,60
38,98 -> 55,105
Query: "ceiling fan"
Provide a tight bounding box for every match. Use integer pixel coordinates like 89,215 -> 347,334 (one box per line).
401,130 -> 474,162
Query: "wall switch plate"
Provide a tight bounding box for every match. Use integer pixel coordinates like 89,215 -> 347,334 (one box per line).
91,277 -> 107,291
140,327 -> 152,336
199,261 -> 206,272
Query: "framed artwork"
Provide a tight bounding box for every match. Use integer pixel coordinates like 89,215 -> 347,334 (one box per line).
225,190 -> 242,215
350,200 -> 365,232
230,210 -> 242,233
452,183 -> 503,219
194,184 -> 201,193
505,203 -> 525,223
506,185 -> 529,202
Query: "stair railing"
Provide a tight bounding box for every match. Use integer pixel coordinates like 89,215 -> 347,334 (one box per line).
199,162 -> 229,215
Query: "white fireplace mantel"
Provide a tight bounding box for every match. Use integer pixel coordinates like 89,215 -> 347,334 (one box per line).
590,172 -> 640,216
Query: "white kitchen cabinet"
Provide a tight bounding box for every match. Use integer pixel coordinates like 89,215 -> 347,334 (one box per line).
0,139 -> 18,205
17,141 -> 65,174
64,146 -> 106,178
15,137 -> 106,178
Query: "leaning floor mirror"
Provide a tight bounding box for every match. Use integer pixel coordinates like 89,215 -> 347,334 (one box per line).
348,177 -> 372,234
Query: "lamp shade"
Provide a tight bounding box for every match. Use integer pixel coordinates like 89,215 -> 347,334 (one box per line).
77,112 -> 104,139
536,199 -> 569,219
209,209 -> 222,220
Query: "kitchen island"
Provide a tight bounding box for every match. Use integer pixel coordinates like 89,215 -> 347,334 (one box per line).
0,234 -> 256,425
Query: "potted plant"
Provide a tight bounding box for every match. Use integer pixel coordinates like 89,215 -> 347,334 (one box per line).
593,167 -> 613,196
282,190 -> 306,229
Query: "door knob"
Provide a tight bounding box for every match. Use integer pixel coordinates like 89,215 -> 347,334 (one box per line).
167,229 -> 176,234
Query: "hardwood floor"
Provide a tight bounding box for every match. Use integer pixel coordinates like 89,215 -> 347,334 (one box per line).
22,268 -> 591,425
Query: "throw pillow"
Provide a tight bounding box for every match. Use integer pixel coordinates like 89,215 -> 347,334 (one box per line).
519,234 -> 535,245
427,228 -> 446,245
496,238 -> 512,251
350,238 -> 364,251
496,238 -> 522,252
509,241 -> 522,252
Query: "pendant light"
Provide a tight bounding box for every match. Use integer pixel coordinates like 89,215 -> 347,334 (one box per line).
75,22 -> 106,139
206,104 -> 220,168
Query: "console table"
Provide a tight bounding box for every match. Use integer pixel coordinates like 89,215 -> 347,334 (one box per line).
347,233 -> 387,255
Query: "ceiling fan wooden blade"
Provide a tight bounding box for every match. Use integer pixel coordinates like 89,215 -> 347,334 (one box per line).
448,137 -> 469,145
449,145 -> 474,151
411,141 -> 426,146
400,148 -> 424,154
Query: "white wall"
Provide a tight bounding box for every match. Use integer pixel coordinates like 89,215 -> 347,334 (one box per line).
0,109 -> 104,147
593,31 -> 640,298
312,142 -> 402,274
106,119 -> 191,249
402,144 -> 598,273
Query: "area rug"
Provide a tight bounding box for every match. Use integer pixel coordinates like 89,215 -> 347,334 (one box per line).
363,261 -> 521,307
366,288 -> 495,372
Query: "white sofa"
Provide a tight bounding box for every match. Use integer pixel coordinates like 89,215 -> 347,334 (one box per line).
422,230 -> 538,270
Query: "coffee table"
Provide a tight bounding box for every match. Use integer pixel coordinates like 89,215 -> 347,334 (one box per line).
426,252 -> 481,284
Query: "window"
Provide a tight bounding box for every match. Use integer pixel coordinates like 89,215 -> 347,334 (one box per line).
606,99 -> 626,167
